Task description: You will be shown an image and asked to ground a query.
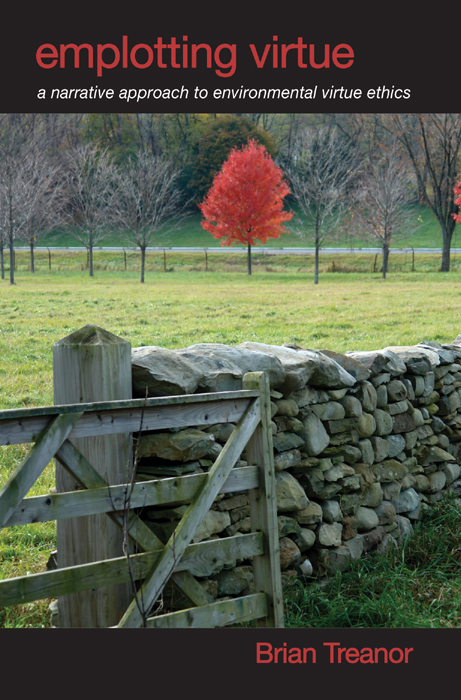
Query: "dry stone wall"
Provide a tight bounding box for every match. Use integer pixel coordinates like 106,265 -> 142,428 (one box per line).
131,336 -> 461,600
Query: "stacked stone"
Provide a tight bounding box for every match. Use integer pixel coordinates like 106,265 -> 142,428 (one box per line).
129,336 -> 461,593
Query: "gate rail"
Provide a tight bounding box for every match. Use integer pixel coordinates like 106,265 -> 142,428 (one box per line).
0,371 -> 284,628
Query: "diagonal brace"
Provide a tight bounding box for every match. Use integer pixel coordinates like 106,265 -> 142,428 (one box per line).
118,396 -> 261,628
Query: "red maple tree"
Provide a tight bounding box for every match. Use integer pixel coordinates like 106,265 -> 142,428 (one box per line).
453,179 -> 461,223
199,139 -> 293,274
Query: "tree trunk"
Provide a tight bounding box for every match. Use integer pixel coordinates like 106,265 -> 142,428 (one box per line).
140,246 -> 146,283
30,242 -> 35,273
441,231 -> 452,272
382,242 -> 389,279
314,226 -> 320,285
89,246 -> 94,277
247,243 -> 252,275
9,236 -> 14,285
0,243 -> 4,280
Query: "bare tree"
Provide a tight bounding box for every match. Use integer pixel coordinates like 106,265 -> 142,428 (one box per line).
386,114 -> 461,271
111,149 -> 187,283
64,142 -> 116,277
286,125 -> 360,284
349,145 -> 418,278
0,129 -> 59,284
18,152 -> 66,272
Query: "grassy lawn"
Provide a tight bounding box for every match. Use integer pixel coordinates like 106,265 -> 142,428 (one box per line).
1,265 -> 461,626
38,202 -> 457,250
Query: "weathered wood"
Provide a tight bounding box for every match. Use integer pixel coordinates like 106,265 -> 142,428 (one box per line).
118,396 -> 262,627
53,324 -> 133,628
54,438 -> 215,607
0,412 -> 82,528
0,389 -> 259,420
244,372 -> 284,628
5,466 -> 259,526
0,533 -> 263,607
144,593 -> 268,629
0,394 -> 256,446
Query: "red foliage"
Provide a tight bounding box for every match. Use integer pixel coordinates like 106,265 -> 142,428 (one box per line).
199,139 -> 293,246
454,179 -> 461,223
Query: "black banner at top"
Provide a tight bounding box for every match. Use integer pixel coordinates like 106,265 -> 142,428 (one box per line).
4,2 -> 461,113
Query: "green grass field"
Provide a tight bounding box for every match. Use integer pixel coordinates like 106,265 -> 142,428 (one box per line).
38,202 -> 459,250
1,265 -> 461,626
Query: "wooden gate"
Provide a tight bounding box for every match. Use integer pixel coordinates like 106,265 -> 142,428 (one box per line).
0,372 -> 284,628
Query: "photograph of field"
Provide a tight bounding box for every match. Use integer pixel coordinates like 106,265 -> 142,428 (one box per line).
1,112 -> 461,629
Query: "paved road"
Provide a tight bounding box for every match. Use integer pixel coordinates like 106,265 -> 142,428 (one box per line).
19,246 -> 460,255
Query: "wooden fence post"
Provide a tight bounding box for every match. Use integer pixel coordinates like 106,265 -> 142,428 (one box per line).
243,371 -> 284,627
53,324 -> 133,627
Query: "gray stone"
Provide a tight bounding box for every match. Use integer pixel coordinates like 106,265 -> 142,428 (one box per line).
176,348 -> 243,392
327,417 -> 359,435
312,401 -> 345,421
373,409 -> 393,436
361,482 -> 384,508
328,546 -> 354,573
321,499 -> 342,522
277,515 -> 302,537
214,566 -> 254,595
241,342 -> 355,394
132,346 -> 204,397
338,475 -> 361,493
375,501 -> 396,526
371,436 -> 389,462
190,342 -> 286,388
300,412 -> 330,456
417,445 -> 456,465
293,501 -> 323,525
383,346 -> 440,374
316,522 -> 343,547
345,535 -> 364,559
289,385 -> 320,407
372,459 -> 409,483
274,398 -> 299,417
339,395 -> 363,418
387,380 -> 408,402
361,526 -> 387,552
137,428 -> 216,462
391,487 -> 420,514
381,481 -> 401,501
204,423 -> 235,444
413,474 -> 431,492
376,384 -> 388,407
344,351 -> 388,377
275,471 -> 309,512
192,510 -> 231,543
426,471 -> 447,493
393,515 -> 414,542
408,374 -> 425,396
293,529 -> 316,552
356,506 -> 380,532
318,349 -> 371,382
273,431 -> 305,453
274,448 -> 303,472
419,341 -> 455,365
379,349 -> 407,376
355,381 -> 378,412
359,439 -> 375,466
386,434 -> 406,459
357,412 -> 376,438
441,462 -> 461,486
324,464 -> 355,482
297,557 -> 314,576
